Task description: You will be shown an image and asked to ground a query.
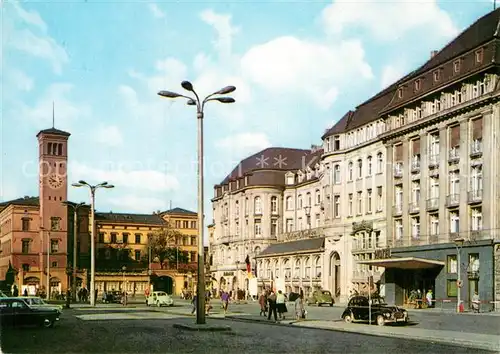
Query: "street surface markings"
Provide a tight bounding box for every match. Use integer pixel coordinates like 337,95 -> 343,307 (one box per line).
76,312 -> 182,321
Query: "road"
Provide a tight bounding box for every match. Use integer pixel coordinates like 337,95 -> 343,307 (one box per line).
1,306 -> 492,354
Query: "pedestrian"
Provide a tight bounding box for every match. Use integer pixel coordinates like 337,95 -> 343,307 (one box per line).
267,290 -> 278,322
295,293 -> 305,320
12,285 -> 19,297
258,291 -> 267,316
205,296 -> 213,316
23,288 -> 28,297
425,289 -> 433,308
221,290 -> 230,316
276,290 -> 287,320
191,294 -> 197,315
472,291 -> 480,313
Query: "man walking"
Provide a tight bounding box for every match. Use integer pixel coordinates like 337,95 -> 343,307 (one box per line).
267,290 -> 278,322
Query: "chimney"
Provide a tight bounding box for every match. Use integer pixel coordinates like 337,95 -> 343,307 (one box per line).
431,50 -> 438,58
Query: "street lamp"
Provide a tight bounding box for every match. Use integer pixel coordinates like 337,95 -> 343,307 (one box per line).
71,180 -> 114,306
62,201 -> 86,303
454,237 -> 465,313
158,81 -> 236,325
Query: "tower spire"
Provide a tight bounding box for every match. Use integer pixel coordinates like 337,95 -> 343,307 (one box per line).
52,101 -> 55,128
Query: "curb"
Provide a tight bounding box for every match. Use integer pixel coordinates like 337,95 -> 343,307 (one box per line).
222,316 -> 499,352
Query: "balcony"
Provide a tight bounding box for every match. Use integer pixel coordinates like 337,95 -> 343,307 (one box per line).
408,202 -> 420,214
429,234 -> 440,244
219,234 -> 234,244
467,189 -> 482,204
279,226 -> 325,242
469,229 -> 484,241
448,148 -> 460,164
448,232 -> 460,242
470,140 -> 482,157
426,198 -> 439,211
411,159 -> 420,173
393,163 -> 403,178
445,194 -> 459,207
428,155 -> 439,168
392,204 -> 403,216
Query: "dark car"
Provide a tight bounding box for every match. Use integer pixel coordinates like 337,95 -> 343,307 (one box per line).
0,297 -> 61,328
103,291 -> 122,304
341,295 -> 409,326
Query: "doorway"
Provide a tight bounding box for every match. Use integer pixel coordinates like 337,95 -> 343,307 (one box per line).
329,252 -> 341,301
153,276 -> 174,294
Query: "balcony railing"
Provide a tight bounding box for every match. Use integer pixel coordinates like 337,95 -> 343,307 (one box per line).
467,189 -> 482,204
470,140 -> 482,157
279,226 -> 325,242
426,198 -> 439,211
446,194 -> 460,207
469,229 -> 484,241
428,155 -> 439,168
392,204 -> 403,216
448,148 -> 460,164
411,159 -> 420,173
408,202 -> 420,214
394,163 -> 403,178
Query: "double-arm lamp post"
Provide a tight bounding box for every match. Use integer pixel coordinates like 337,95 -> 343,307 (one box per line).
61,201 -> 86,303
71,181 -> 114,306
158,81 -> 236,325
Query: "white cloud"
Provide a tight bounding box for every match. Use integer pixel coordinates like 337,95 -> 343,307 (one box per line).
107,195 -> 168,214
8,68 -> 34,92
240,37 -> 372,110
95,125 -> 124,147
148,3 -> 165,19
70,161 -> 180,192
200,9 -> 240,61
321,0 -> 457,41
11,1 -> 47,32
215,132 -> 272,156
380,65 -> 406,89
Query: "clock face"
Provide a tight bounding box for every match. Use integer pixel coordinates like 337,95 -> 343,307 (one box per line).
48,174 -> 64,189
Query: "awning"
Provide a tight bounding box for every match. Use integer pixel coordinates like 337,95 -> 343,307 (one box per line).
357,257 -> 444,269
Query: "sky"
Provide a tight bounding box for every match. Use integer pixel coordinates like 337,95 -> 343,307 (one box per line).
0,0 -> 495,226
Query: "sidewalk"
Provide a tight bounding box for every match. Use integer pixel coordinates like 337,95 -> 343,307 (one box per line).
224,314 -> 500,352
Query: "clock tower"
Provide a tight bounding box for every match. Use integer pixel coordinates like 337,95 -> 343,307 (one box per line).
37,127 -> 71,293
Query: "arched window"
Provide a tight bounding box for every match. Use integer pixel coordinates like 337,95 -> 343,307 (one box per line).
284,259 -> 291,279
315,257 -> 322,278
254,196 -> 262,214
265,260 -> 271,279
304,257 -> 311,279
294,259 -> 301,279
348,162 -> 353,181
334,164 -> 341,184
357,159 -> 363,178
306,192 -> 312,207
274,260 -> 280,278
367,156 -> 373,176
244,197 -> 249,215
377,152 -> 383,173
270,196 -> 278,214
286,196 -> 293,210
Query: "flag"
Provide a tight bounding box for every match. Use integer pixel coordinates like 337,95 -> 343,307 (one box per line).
245,255 -> 251,274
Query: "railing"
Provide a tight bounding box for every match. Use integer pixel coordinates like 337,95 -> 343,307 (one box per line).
408,202 -> 419,214
446,194 -> 460,207
448,148 -> 460,163
470,140 -> 482,157
411,159 -> 420,173
393,163 -> 403,178
467,189 -> 482,204
426,198 -> 439,211
278,226 -> 325,242
392,204 -> 403,216
428,155 -> 439,168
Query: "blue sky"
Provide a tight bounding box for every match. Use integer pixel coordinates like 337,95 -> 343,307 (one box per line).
0,0 -> 494,222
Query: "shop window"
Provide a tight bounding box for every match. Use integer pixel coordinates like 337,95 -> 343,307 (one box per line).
447,279 -> 457,297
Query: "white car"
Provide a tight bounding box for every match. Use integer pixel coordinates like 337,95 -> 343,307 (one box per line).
146,291 -> 174,307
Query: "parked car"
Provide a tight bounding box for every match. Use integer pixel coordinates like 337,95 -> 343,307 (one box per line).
21,296 -> 63,311
102,291 -> 123,304
0,297 -> 61,328
341,295 -> 409,326
146,291 -> 174,307
305,290 -> 334,307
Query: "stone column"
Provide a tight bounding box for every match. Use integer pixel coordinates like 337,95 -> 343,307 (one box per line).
402,138 -> 410,244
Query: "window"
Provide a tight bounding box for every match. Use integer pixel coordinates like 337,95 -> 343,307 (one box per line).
357,159 -> 363,178
51,261 -> 58,268
447,279 -> 458,297
50,217 -> 60,231
433,70 -> 440,82
22,240 -> 30,253
414,79 -> 421,91
135,250 -> 141,261
285,219 -> 294,233
367,156 -> 372,176
394,219 -> 403,240
304,258 -> 311,279
254,197 -> 262,214
254,219 -> 262,236
183,221 -> 189,228
469,253 -> 480,272
471,166 -> 483,192
244,197 -> 248,215
191,221 -> 196,229
334,195 -> 340,218
235,220 -> 240,236
376,152 -> 383,173
294,260 -> 301,278
315,190 -> 321,205
22,218 -> 30,231
270,196 -> 278,214
453,60 -> 461,73
450,211 -> 460,233
447,254 -> 457,273
377,186 -> 383,211
135,234 -> 141,244
175,220 -> 181,228
111,233 -> 117,243
314,257 -> 321,277
191,236 -> 196,245
50,240 -> 59,253
411,217 -> 420,239
22,264 -> 30,272
356,191 -> 362,215
297,195 -> 303,209
430,214 -> 439,236
271,219 -> 277,236
286,196 -> 293,210
348,194 -> 353,216
449,171 -> 460,195
123,233 -> 129,244
98,233 -> 105,243
398,88 -> 403,98
412,181 -> 421,203
429,132 -> 440,157
375,231 -> 381,248
367,189 -> 372,213
395,186 -> 403,207
334,165 -> 341,184
429,177 -> 439,199
306,192 -> 312,207
471,207 -> 482,231
333,136 -> 340,150
348,162 -> 353,181
475,49 -> 483,64
235,201 -> 240,217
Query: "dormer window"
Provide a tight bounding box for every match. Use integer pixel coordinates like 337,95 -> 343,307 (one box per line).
398,88 -> 403,98
475,49 -> 484,64
433,70 -> 440,82
333,135 -> 340,151
453,60 -> 461,73
414,79 -> 421,91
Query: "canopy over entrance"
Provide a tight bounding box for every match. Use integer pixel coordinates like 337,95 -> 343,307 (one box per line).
357,257 -> 444,269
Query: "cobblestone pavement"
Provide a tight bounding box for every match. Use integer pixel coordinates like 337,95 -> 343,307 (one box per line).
1,308 -> 493,354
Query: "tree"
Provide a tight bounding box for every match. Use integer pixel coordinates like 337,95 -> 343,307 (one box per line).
148,225 -> 187,269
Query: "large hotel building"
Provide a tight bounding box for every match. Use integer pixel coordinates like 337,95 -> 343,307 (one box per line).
209,8 -> 500,310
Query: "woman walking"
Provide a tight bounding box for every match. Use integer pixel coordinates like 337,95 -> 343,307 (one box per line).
295,293 -> 305,320
221,290 -> 230,316
276,290 -> 287,320
258,291 -> 268,316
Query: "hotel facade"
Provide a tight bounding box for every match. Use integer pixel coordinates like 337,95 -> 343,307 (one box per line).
210,9 -> 500,310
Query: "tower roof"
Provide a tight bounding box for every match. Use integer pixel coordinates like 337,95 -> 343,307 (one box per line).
36,128 -> 71,138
